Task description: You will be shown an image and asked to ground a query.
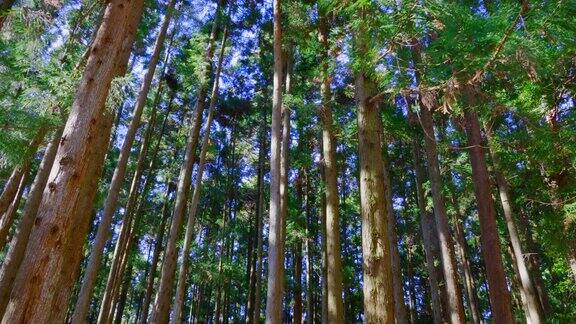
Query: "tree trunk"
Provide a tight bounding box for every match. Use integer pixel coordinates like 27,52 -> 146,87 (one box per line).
462,104 -> 513,323
70,2 -> 175,320
0,125 -> 62,317
304,175 -> 314,324
151,2 -> 224,322
382,155 -> 408,324
0,169 -> 28,251
418,103 -> 466,323
113,261 -> 133,323
354,21 -> 395,320
317,7 -> 345,323
408,108 -> 446,324
172,26 -> 228,323
0,127 -> 46,221
1,0 -> 143,321
264,0 -> 284,321
139,182 -> 174,324
246,118 -> 266,324
448,190 -> 481,324
487,133 -> 543,323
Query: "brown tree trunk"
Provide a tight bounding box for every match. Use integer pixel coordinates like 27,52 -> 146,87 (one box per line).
246,119 -> 266,324
448,189 -> 481,324
408,108 -> 446,324
382,155 -> 408,324
0,0 -> 143,321
0,170 -> 28,251
113,261 -> 133,323
151,2 -> 224,322
317,7 -> 345,323
293,242 -> 303,324
418,103 -> 466,323
463,104 -> 513,323
70,2 -> 175,321
487,136 -> 543,323
0,125 -> 62,317
264,0 -> 284,321
172,26 -> 228,323
354,18 -> 395,320
139,182 -> 174,324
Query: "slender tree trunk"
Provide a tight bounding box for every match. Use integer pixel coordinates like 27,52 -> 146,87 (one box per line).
354,19 -> 395,320
0,125 -> 62,317
319,149 -> 328,324
317,7 -> 345,323
462,103 -> 514,323
0,127 -> 46,221
265,0 -> 284,321
113,262 -> 133,323
408,109 -> 446,324
304,175 -> 314,324
418,103 -> 466,323
487,137 -> 543,323
382,155 -> 408,324
517,210 -> 551,315
448,190 -> 481,324
246,119 -> 266,324
172,26 -> 228,323
0,0 -> 143,321
140,182 -> 174,324
70,2 -> 175,321
151,2 -> 224,322
0,170 -> 28,251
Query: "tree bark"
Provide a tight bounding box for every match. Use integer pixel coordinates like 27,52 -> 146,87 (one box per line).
0,169 -> 28,251
172,25 -> 228,323
487,131 -> 543,323
462,104 -> 513,323
70,2 -> 175,321
264,0 -> 284,321
354,19 -> 395,320
0,125 -> 62,317
317,6 -> 345,323
408,108 -> 446,324
0,0 -> 143,321
151,2 -> 223,322
139,182 -> 175,324
418,103 -> 466,323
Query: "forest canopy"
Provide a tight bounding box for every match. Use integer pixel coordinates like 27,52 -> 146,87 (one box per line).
0,0 -> 574,323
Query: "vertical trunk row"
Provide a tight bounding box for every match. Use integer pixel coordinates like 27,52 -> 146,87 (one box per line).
354,10 -> 395,320
264,0 -> 284,321
0,170 -> 28,251
317,5 -> 345,323
1,0 -> 144,321
172,25 -> 228,322
151,1 -> 224,321
70,1 -> 176,321
462,99 -> 514,323
418,102 -> 466,323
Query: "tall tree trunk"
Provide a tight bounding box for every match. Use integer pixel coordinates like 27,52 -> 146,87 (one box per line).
382,155 -> 408,324
139,182 -> 174,324
317,6 -> 345,323
354,16 -> 395,320
462,102 -> 513,323
487,132 -> 543,323
408,108 -> 446,324
113,261 -> 133,323
265,0 -> 284,321
304,174 -> 314,324
0,0 -> 143,321
0,170 -> 28,251
172,26 -> 228,323
0,125 -> 62,317
70,2 -> 175,321
151,2 -> 224,322
246,118 -> 266,324
0,127 -> 46,221
517,210 -> 551,315
418,103 -> 465,323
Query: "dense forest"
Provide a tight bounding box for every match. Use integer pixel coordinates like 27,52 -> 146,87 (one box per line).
0,0 -> 574,323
